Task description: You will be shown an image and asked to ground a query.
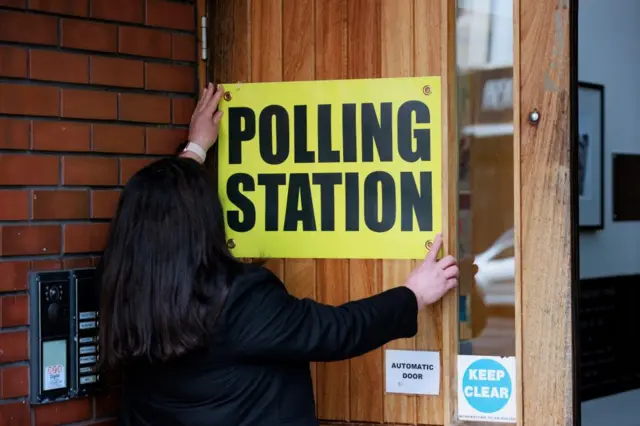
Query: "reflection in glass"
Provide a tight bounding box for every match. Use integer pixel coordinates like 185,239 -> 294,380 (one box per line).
456,0 -> 515,358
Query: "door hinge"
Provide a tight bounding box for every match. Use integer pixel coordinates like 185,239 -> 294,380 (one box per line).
200,15 -> 208,61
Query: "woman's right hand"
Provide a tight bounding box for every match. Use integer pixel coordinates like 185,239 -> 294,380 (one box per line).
404,233 -> 459,309
188,83 -> 225,152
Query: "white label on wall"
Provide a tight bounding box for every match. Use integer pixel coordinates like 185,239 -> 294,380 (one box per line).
79,355 -> 97,365
80,375 -> 97,385
79,321 -> 96,330
79,311 -> 96,320
385,349 -> 440,395
457,355 -> 516,423
79,345 -> 96,354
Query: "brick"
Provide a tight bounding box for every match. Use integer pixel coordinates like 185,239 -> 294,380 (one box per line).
34,398 -> 92,426
32,121 -> 91,152
0,331 -> 28,363
31,259 -> 61,271
119,93 -> 171,123
120,157 -> 156,184
64,223 -> 110,253
146,63 -> 194,93
61,19 -> 118,52
118,26 -> 171,59
172,33 -> 196,62
0,262 -> 28,293
0,365 -> 29,398
32,190 -> 90,220
0,155 -> 59,186
91,0 -> 144,23
0,295 -> 29,327
62,89 -> 117,120
63,156 -> 118,186
0,46 -> 28,78
93,124 -> 145,153
92,189 -> 121,219
30,50 -> 89,84
30,0 -> 88,16
0,84 -> 60,116
146,127 -> 187,155
95,388 -> 121,417
0,118 -> 29,150
0,10 -> 58,45
172,97 -> 195,125
62,257 -> 93,268
146,0 -> 195,31
0,191 -> 29,221
0,401 -> 29,426
1,225 -> 62,256
90,56 -> 143,88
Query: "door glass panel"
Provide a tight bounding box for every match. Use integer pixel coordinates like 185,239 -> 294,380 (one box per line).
456,0 -> 515,358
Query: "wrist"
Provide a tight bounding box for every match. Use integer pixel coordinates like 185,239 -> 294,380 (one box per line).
181,141 -> 207,163
404,284 -> 425,311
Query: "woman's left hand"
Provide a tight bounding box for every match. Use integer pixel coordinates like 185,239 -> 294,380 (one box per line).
188,83 -> 225,152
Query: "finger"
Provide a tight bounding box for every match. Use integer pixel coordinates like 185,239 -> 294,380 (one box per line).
198,82 -> 215,112
212,110 -> 224,124
196,85 -> 208,109
204,84 -> 225,116
443,265 -> 459,280
446,277 -> 458,291
425,233 -> 442,263
437,255 -> 456,270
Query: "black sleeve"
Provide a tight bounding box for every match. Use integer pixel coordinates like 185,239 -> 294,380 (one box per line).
222,265 -> 418,362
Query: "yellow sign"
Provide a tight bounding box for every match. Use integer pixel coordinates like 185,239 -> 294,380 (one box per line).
217,77 -> 442,259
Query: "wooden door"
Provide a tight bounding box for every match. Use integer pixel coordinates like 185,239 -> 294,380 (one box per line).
205,0 -> 576,425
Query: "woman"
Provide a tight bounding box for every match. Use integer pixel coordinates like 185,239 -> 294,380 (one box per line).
99,83 -> 459,426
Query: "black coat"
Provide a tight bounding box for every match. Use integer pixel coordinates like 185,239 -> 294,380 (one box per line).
118,263 -> 418,426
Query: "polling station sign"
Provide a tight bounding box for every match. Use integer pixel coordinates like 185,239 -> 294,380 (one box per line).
457,355 -> 516,423
217,77 -> 442,259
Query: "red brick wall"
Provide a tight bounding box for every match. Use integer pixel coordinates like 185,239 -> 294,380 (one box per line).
0,1 -> 198,424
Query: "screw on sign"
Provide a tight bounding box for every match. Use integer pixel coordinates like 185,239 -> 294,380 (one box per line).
462,358 -> 512,414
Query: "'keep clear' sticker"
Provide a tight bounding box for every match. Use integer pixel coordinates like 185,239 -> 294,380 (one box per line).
457,355 -> 516,423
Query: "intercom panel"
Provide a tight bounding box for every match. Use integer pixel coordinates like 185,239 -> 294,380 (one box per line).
30,267 -> 104,404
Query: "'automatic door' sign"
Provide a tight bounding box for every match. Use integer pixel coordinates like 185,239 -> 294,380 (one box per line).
217,77 -> 442,259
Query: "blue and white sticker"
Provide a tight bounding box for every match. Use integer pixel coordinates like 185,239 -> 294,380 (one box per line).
457,355 -> 516,423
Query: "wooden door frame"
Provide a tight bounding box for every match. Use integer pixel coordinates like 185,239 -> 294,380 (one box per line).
443,0 -> 578,424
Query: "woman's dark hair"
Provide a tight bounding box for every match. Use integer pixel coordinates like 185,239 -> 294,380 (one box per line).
98,157 -> 240,370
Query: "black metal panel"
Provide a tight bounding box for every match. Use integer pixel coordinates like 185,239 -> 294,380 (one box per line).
29,267 -> 104,404
579,275 -> 640,401
612,154 -> 640,222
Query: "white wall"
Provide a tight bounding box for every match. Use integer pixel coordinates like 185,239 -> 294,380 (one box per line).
579,0 -> 640,279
